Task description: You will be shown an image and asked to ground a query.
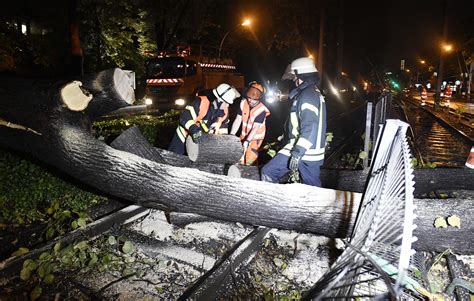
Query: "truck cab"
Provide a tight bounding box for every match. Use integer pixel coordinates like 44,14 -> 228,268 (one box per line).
145,45 -> 245,110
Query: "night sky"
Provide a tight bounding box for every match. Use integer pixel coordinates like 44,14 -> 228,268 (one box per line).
1,0 -> 473,83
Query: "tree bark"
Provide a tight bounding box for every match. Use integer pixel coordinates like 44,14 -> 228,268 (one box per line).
111,127 -> 474,254
186,134 -> 242,163
110,125 -> 165,164
110,126 -> 229,174
0,72 -> 472,254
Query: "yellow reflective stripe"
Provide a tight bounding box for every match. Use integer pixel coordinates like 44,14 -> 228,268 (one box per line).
302,153 -> 325,161
186,105 -> 197,120
185,120 -> 195,129
185,104 -> 209,132
290,112 -> 298,136
278,148 -> 324,161
301,103 -> 318,116
296,137 -> 313,149
278,148 -> 291,156
199,120 -> 209,132
305,148 -> 325,155
176,126 -> 187,142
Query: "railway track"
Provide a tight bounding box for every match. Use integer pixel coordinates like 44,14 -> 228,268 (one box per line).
0,204 -> 336,299
398,99 -> 471,167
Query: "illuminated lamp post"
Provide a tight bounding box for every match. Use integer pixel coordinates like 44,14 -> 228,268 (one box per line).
435,43 -> 453,109
218,19 -> 252,59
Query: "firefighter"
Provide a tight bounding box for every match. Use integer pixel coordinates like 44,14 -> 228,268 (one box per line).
444,84 -> 452,107
420,85 -> 427,106
230,81 -> 270,165
168,83 -> 240,155
261,57 -> 326,187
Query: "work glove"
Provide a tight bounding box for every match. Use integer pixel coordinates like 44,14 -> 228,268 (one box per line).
192,131 -> 203,144
189,124 -> 203,144
289,145 -> 305,171
289,155 -> 301,172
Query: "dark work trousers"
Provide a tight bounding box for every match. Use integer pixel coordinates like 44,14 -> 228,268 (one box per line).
168,133 -> 186,155
261,153 -> 323,187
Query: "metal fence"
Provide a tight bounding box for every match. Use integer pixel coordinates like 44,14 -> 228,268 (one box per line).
303,119 -> 418,300
363,92 -> 391,168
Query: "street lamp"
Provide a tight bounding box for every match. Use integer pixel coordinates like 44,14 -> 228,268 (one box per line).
435,42 -> 454,108
443,44 -> 453,52
218,19 -> 252,59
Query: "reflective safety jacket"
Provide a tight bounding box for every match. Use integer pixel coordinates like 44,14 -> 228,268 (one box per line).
278,82 -> 326,161
240,100 -> 270,142
175,95 -> 228,143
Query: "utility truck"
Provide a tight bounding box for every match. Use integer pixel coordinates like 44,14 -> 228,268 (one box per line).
144,45 -> 245,110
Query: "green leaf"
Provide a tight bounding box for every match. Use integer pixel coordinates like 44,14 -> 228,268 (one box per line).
20,267 -> 32,280
88,253 -> 98,266
122,241 -> 134,254
326,132 -> 333,142
122,267 -> 135,277
74,241 -> 89,251
30,285 -> 42,300
37,264 -> 46,278
273,257 -> 284,268
11,247 -> 29,257
447,215 -> 461,228
71,220 -> 78,230
78,212 -> 89,219
434,217 -> 448,228
358,151 -> 368,159
264,238 -> 270,248
23,259 -> 37,270
108,236 -> 117,245
39,251 -> 51,261
53,242 -> 61,254
77,217 -> 87,228
43,274 -> 55,285
267,149 -> 276,158
45,227 -> 55,240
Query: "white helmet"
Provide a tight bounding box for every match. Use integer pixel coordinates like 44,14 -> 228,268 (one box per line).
290,57 -> 318,75
213,83 -> 240,104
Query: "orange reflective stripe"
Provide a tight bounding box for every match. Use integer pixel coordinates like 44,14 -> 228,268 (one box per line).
240,101 -> 270,140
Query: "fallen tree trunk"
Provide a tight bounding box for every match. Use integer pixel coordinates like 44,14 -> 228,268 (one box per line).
110,126 -> 229,174
186,134 -> 242,163
0,71 -> 472,254
109,127 -> 474,253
